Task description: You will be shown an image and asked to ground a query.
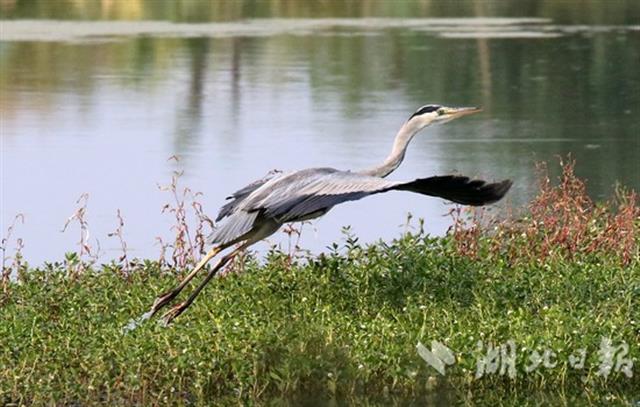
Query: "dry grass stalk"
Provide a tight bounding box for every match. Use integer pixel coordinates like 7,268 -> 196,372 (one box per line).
108,209 -> 130,276
281,222 -> 311,266
1,213 -> 25,296
61,193 -> 99,276
450,158 -> 639,265
157,156 -> 214,271
448,206 -> 484,260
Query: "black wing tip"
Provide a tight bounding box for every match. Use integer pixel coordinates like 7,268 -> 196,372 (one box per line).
395,175 -> 513,206
470,178 -> 513,206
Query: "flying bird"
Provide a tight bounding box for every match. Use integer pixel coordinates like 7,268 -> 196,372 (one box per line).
148,104 -> 512,324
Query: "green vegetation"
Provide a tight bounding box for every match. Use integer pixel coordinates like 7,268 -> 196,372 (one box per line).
1,235 -> 638,405
1,164 -> 639,405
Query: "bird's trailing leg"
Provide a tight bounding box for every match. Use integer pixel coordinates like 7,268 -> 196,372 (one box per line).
148,245 -> 222,318
161,243 -> 247,325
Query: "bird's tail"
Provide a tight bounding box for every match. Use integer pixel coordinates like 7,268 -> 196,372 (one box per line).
206,210 -> 259,246
393,175 -> 512,206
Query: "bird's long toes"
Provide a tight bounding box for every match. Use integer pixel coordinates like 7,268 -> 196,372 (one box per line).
160,302 -> 186,326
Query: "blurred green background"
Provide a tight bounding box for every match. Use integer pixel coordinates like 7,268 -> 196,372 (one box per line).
1,0 -> 639,23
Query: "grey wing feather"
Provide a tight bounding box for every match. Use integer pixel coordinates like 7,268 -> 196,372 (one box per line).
255,172 -> 512,222
207,210 -> 259,245
257,171 -> 400,222
215,169 -> 282,222
208,167 -> 512,246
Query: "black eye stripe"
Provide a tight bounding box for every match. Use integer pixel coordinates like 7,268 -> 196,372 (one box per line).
418,105 -> 440,114
409,105 -> 441,120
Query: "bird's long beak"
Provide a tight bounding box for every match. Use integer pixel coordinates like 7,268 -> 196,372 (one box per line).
434,106 -> 482,124
443,106 -> 482,118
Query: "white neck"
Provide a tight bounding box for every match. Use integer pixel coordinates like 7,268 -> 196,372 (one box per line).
357,120 -> 424,178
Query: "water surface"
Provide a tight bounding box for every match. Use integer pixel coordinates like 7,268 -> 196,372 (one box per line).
1,8 -> 639,265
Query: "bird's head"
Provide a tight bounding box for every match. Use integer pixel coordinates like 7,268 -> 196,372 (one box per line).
407,104 -> 482,129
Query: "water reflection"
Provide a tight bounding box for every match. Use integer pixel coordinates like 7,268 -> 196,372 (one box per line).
173,37 -> 209,150
1,15 -> 639,264
2,0 -> 639,24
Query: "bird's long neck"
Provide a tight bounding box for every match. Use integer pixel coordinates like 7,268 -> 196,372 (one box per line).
358,120 -> 422,178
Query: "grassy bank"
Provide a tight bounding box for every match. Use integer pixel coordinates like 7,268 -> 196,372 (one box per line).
1,162 -> 639,405
2,234 -> 638,405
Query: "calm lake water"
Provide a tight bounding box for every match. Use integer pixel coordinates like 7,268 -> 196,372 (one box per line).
1,1 -> 639,265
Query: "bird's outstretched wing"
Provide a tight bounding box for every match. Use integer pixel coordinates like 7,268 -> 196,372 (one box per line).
209,169 -> 511,246
249,170 -> 512,223
215,169 -> 283,222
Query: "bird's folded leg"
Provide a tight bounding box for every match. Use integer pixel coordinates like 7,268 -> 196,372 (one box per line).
148,245 -> 222,317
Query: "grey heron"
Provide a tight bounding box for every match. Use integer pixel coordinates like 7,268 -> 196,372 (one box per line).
149,104 -> 512,324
